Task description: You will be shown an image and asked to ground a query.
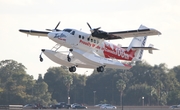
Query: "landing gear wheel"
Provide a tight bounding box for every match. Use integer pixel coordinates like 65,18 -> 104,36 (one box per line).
67,55 -> 71,62
97,66 -> 104,72
69,67 -> 72,72
39,54 -> 43,62
72,66 -> 76,72
40,57 -> 43,62
69,66 -> 76,72
97,67 -> 100,72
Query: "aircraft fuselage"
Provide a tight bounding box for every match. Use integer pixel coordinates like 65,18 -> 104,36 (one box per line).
48,28 -> 135,61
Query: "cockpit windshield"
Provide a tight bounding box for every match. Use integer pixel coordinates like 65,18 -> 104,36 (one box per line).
63,29 -> 75,35
63,29 -> 72,33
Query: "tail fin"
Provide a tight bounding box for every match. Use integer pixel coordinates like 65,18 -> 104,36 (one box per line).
127,25 -> 148,61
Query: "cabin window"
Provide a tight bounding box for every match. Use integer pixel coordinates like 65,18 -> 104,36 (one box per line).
91,39 -> 93,42
82,36 -> 84,39
79,35 -> 81,38
94,39 -> 96,43
87,38 -> 90,41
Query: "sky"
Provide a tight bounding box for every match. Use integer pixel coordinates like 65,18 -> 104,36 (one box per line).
0,0 -> 180,79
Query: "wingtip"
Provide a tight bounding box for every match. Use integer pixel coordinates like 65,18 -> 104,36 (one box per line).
19,29 -> 28,32
153,48 -> 159,50
158,31 -> 162,35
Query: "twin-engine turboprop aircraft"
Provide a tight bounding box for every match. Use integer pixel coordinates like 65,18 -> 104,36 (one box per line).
19,22 -> 161,72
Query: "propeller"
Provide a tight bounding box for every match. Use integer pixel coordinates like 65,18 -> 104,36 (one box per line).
46,21 -> 61,31
87,22 -> 107,38
87,22 -> 101,33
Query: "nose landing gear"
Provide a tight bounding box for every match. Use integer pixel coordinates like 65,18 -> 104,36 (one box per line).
39,49 -> 45,62
39,52 -> 43,62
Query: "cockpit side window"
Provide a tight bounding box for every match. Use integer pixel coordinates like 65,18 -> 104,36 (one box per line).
63,29 -> 75,35
70,31 -> 75,35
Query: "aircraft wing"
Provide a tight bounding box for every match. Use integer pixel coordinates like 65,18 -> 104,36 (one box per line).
106,28 -> 161,40
19,29 -> 49,37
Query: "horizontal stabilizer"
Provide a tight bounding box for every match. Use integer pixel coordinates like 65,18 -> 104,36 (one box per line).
122,46 -> 158,54
122,47 -> 158,50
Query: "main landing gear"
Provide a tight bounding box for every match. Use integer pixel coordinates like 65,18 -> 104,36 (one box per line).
69,66 -> 76,72
67,49 -> 73,62
97,66 -> 104,72
66,49 -> 76,72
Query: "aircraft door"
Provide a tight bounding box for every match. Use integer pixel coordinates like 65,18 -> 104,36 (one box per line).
66,30 -> 79,47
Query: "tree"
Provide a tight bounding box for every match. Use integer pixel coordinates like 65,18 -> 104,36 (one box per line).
37,74 -> 43,83
116,79 -> 126,106
44,67 -> 68,102
63,74 -> 73,104
1,59 -> 180,105
125,84 -> 157,105
33,81 -> 52,106
172,65 -> 180,82
0,60 -> 30,104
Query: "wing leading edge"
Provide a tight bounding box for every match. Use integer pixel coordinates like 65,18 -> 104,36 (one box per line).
19,29 -> 49,37
108,28 -> 161,39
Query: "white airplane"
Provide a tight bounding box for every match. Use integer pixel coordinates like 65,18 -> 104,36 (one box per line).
19,22 -> 161,72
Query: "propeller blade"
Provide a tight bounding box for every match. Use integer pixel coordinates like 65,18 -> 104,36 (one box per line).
87,22 -> 92,30
45,21 -> 61,31
55,21 -> 61,30
46,29 -> 53,31
87,22 -> 95,33
96,27 -> 101,30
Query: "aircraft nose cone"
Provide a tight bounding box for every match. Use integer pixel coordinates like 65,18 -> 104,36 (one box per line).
48,32 -> 56,39
47,32 -> 55,39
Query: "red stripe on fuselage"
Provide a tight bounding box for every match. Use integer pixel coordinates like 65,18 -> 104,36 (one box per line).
78,40 -> 136,61
103,43 -> 135,61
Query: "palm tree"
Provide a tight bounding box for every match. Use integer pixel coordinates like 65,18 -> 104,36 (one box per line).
63,74 -> 73,104
116,79 -> 126,107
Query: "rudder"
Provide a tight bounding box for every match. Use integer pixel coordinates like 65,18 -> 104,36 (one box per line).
127,25 -> 148,61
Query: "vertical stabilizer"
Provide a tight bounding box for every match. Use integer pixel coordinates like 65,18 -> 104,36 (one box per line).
127,25 -> 148,61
